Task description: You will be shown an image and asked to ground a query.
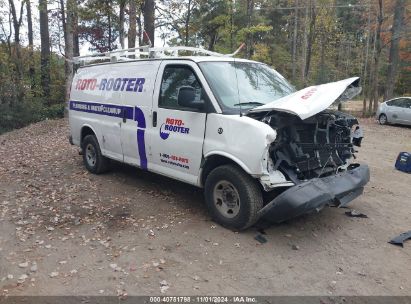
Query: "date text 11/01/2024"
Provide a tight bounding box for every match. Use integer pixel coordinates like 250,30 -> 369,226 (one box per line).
149,297 -> 257,303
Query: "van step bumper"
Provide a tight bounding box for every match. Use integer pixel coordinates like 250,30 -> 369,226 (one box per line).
258,164 -> 370,223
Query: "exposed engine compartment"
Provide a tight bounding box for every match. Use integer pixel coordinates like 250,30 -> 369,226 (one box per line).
249,110 -> 358,182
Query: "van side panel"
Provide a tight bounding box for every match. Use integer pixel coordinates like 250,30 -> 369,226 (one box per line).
69,61 -> 157,165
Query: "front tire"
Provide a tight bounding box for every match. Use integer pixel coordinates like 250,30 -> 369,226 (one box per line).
82,135 -> 110,174
379,113 -> 388,125
204,164 -> 263,231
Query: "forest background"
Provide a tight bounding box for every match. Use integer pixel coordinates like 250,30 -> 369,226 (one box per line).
0,0 -> 409,133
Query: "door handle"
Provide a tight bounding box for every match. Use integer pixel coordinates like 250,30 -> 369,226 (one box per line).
122,108 -> 127,123
153,111 -> 157,127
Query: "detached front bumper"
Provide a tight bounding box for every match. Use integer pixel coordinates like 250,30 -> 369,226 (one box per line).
258,164 -> 370,223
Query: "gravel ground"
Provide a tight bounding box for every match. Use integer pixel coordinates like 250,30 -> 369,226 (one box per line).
0,118 -> 410,296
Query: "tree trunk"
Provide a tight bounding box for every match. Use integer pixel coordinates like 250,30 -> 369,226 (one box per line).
5,10 -> 13,58
65,0 -> 75,107
367,15 -> 377,115
291,0 -> 298,82
208,31 -> 217,51
143,0 -> 155,45
318,30 -> 325,84
184,0 -> 192,46
384,0 -> 404,100
230,0 -> 234,52
26,0 -> 35,90
59,0 -> 69,60
128,0 -> 137,48
73,6 -> 80,56
119,0 -> 126,49
60,0 -> 67,47
301,4 -> 308,84
137,15 -> 142,46
304,1 -> 316,84
8,0 -> 24,80
362,1 -> 371,117
369,0 -> 383,114
39,0 -> 51,99
245,0 -> 254,59
107,1 -> 112,51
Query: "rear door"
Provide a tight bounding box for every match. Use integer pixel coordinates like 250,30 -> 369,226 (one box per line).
70,67 -> 124,161
147,61 -> 210,185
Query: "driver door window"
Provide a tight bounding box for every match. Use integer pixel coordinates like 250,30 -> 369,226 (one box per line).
159,66 -> 203,111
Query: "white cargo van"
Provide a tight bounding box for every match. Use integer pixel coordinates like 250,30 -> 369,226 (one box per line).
69,46 -> 370,230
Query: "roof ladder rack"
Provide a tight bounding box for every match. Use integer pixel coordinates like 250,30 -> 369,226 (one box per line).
72,43 -> 245,66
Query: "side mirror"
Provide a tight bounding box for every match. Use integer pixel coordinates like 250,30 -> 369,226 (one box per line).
177,86 -> 204,110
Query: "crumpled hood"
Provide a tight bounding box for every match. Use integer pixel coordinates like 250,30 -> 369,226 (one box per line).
249,77 -> 361,120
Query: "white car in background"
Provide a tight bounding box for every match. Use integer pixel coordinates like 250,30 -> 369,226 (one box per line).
377,97 -> 411,126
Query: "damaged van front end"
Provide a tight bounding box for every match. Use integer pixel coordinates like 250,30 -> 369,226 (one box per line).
259,163 -> 369,223
248,77 -> 370,223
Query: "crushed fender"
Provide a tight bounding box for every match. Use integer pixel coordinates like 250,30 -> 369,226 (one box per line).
345,210 -> 368,218
389,230 -> 411,247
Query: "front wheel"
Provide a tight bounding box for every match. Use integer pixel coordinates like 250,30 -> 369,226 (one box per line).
204,164 -> 263,231
379,113 -> 388,125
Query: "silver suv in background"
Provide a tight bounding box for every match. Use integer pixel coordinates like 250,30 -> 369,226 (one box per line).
377,97 -> 411,126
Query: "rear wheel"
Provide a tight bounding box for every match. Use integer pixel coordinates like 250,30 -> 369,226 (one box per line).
82,135 -> 110,174
379,113 -> 388,125
204,164 -> 263,231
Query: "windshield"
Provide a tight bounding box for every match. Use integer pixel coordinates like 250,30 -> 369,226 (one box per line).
199,61 -> 295,113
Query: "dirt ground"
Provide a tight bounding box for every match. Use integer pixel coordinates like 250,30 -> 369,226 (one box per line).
0,118 -> 410,296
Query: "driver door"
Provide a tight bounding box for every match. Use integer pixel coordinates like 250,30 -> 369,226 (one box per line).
147,61 -> 208,185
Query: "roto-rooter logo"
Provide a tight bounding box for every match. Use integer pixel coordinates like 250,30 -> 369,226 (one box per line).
75,77 -> 145,92
160,118 -> 190,140
301,87 -> 317,100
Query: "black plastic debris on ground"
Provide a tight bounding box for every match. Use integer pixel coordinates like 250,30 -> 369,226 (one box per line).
257,228 -> 267,235
345,209 -> 368,218
389,230 -> 411,247
254,234 -> 267,244
254,218 -> 273,231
